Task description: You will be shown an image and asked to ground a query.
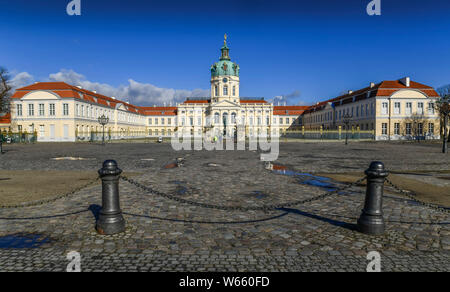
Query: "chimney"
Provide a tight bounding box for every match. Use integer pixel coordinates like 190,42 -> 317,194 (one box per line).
370,82 -> 375,88
400,77 -> 411,87
93,91 -> 97,94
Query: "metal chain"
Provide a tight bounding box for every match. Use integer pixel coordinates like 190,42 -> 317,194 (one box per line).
385,178 -> 449,214
0,177 -> 100,209
120,175 -> 367,212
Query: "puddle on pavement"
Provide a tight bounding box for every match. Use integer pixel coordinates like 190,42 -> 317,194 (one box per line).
51,157 -> 95,161
268,163 -> 338,192
246,191 -> 268,199
0,233 -> 50,249
169,180 -> 188,195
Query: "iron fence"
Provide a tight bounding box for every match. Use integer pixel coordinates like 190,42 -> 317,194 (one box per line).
0,131 -> 37,143
282,129 -> 375,140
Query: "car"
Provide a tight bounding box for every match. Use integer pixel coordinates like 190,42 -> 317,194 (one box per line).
157,136 -> 163,143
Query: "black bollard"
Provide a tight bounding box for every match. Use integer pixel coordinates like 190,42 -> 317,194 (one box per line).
357,161 -> 388,235
96,160 -> 125,235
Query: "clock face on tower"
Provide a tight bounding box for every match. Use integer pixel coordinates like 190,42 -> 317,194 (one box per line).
222,78 -> 228,83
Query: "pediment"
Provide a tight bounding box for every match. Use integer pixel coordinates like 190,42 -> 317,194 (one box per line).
21,90 -> 60,100
212,100 -> 240,108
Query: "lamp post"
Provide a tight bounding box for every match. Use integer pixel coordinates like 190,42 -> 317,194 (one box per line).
98,114 -> 109,146
343,113 -> 352,145
438,95 -> 450,153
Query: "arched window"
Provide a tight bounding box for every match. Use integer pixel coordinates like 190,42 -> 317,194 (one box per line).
231,112 -> 236,124
214,113 -> 220,124
223,86 -> 228,96
222,113 -> 228,125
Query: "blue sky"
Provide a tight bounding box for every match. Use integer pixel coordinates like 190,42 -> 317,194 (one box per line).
1,0 -> 450,106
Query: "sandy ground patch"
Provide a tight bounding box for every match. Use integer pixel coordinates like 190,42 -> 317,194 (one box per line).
317,171 -> 450,207
0,170 -> 139,206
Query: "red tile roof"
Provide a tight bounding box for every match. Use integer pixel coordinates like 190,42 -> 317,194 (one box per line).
183,100 -> 210,104
12,82 -> 148,115
240,100 -> 267,104
303,78 -> 440,114
0,113 -> 11,124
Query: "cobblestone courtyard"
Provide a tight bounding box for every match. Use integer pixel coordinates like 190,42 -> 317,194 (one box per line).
0,141 -> 449,271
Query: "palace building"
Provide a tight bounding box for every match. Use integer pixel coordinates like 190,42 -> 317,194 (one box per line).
6,36 -> 307,142
3,36 -> 442,142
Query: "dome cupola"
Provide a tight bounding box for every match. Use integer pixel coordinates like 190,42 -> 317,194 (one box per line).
211,34 -> 240,77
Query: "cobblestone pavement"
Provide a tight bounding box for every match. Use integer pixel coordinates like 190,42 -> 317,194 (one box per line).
0,142 -> 449,271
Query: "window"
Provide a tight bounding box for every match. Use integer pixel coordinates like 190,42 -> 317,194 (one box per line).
76,104 -> 79,116
49,104 -> 55,116
197,117 -> 202,126
214,113 -> 219,124
394,123 -> 400,135
266,116 -> 270,125
394,102 -> 401,114
215,86 -> 218,96
356,107 -> 359,117
149,129 -> 152,136
16,104 -> 23,116
81,105 -> 84,117
285,118 -> 289,124
381,102 -> 388,115
231,113 -> 236,124
155,118 -> 158,125
189,117 -> 193,126
39,103 -> 45,116
168,118 -> 171,125
63,104 -> 69,116
428,103 -> 435,115
428,123 -> 434,134
417,102 -> 424,115
406,123 -> 412,135
382,123 -> 388,135
371,103 -> 374,115
418,123 -> 423,135
279,118 -> 283,125
223,86 -> 228,96
257,117 -> 261,125
161,118 -> 165,125
406,102 -> 412,115
148,118 -> 152,125
28,104 -> 34,116
233,86 -> 236,96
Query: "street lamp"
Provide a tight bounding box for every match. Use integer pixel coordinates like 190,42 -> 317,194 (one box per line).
343,113 -> 353,145
98,114 -> 109,146
438,95 -> 450,153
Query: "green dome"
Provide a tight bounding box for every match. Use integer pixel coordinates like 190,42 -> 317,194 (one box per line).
211,35 -> 240,77
211,60 -> 239,77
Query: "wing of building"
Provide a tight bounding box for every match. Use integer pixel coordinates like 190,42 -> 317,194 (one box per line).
4,36 -> 441,142
302,77 -> 441,140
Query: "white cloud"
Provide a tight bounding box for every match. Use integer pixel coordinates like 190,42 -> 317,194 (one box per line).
10,72 -> 34,89
270,90 -> 306,106
47,69 -> 210,106
10,69 -> 210,106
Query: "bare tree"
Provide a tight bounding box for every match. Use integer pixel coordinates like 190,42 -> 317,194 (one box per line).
402,114 -> 430,142
0,67 -> 12,114
435,90 -> 450,153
